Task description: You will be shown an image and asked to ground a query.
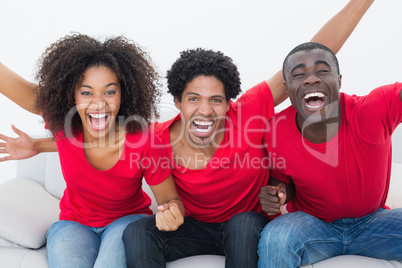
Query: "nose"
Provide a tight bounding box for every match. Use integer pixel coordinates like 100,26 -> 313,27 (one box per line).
198,100 -> 213,116
89,95 -> 107,111
303,73 -> 321,86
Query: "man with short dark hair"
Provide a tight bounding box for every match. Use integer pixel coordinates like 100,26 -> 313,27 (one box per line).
258,41 -> 402,267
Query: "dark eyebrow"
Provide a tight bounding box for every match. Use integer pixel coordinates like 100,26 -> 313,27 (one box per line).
78,82 -> 118,89
78,85 -> 92,89
210,95 -> 225,99
315,60 -> 331,68
106,82 -> 118,87
185,92 -> 200,96
185,92 -> 225,99
290,64 -> 306,74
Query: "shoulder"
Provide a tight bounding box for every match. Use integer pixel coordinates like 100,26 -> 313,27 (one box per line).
151,114 -> 180,136
234,81 -> 272,106
268,105 -> 296,125
343,82 -> 402,110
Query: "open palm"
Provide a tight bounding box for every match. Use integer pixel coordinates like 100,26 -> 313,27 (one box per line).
0,125 -> 38,162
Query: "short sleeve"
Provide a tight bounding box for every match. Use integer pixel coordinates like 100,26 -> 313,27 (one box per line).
359,82 -> 402,143
140,131 -> 172,186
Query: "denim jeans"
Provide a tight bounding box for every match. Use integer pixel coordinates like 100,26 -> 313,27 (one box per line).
123,211 -> 269,268
258,208 -> 402,268
46,214 -> 147,268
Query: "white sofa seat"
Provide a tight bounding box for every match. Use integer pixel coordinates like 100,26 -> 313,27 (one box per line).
0,152 -> 401,268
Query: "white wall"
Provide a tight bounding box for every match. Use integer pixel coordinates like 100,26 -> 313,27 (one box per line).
1,0 -> 401,182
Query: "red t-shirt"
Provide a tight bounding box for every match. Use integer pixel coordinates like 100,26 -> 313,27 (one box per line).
55,130 -> 171,227
152,81 -> 275,223
265,83 -> 402,222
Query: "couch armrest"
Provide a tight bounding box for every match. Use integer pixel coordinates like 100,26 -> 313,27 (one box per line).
0,178 -> 60,248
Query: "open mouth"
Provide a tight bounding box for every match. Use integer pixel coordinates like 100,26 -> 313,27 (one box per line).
88,113 -> 109,130
302,92 -> 326,110
192,119 -> 214,135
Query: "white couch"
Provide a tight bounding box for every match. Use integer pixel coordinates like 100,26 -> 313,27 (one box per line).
1,151 -> 402,268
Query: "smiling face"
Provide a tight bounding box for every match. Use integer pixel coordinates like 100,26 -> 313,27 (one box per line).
175,75 -> 229,147
74,66 -> 121,142
284,49 -> 342,126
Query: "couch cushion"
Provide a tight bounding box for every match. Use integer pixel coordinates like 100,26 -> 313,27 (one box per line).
43,152 -> 65,199
16,153 -> 47,187
0,236 -> 23,248
166,255 -> 225,268
0,247 -> 48,268
386,163 -> 402,209
309,255 -> 402,267
0,178 -> 60,249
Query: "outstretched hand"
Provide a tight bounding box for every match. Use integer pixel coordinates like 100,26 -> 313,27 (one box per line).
259,183 -> 287,215
155,201 -> 185,231
0,125 -> 38,162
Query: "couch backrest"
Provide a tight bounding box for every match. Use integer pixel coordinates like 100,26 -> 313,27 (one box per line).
16,153 -> 48,186
387,162 -> 402,209
44,152 -> 66,199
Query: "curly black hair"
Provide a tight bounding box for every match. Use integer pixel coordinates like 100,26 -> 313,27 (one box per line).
167,48 -> 241,102
34,33 -> 161,136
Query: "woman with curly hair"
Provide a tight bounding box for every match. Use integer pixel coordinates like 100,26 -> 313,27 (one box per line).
0,34 -> 184,268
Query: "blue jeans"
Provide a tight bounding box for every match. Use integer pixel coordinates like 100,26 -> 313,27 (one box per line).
46,214 -> 147,268
258,208 -> 402,268
123,211 -> 270,268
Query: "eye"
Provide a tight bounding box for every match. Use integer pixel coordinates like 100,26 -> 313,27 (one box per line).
212,98 -> 223,103
105,90 -> 116,95
81,91 -> 92,96
317,69 -> 329,74
292,73 -> 305,78
188,97 -> 197,101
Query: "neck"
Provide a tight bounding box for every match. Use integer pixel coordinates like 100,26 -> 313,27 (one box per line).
296,108 -> 341,144
83,123 -> 126,148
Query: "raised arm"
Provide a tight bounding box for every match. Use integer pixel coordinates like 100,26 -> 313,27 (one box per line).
0,125 -> 57,162
269,0 -> 375,106
0,62 -> 40,115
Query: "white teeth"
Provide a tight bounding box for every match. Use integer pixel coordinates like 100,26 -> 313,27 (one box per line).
193,119 -> 213,133
94,121 -> 107,128
89,113 -> 107,118
193,120 -> 213,126
303,92 -> 325,99
305,103 -> 324,109
195,127 -> 211,133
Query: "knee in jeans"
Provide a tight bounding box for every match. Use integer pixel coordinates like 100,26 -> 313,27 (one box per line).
260,223 -> 299,252
122,217 -> 154,245
231,212 -> 268,227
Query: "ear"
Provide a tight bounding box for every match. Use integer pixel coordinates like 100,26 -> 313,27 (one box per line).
174,97 -> 181,110
283,80 -> 289,94
338,74 -> 342,89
